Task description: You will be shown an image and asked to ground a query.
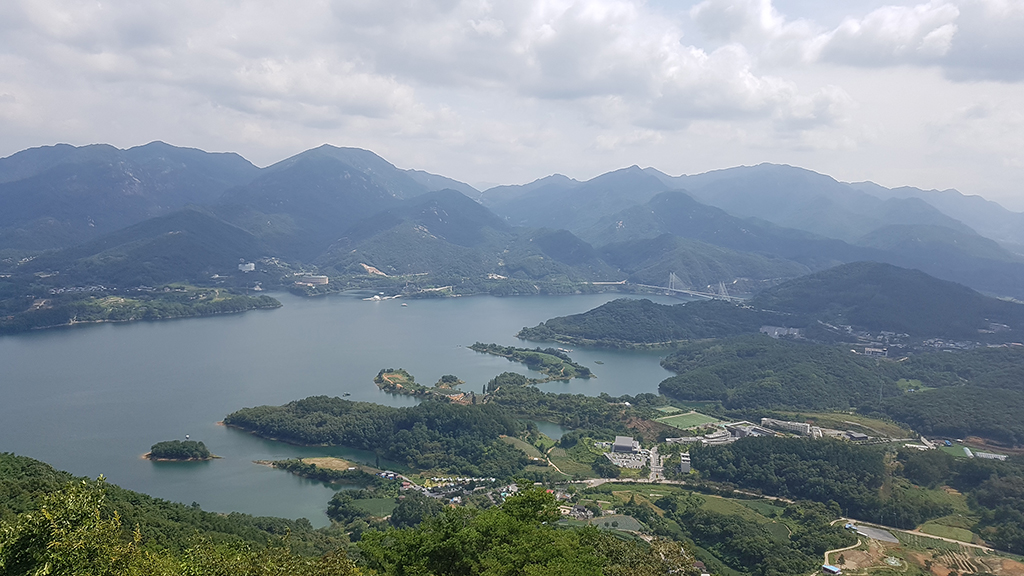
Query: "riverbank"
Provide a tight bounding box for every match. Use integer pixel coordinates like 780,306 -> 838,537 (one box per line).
0,290 -> 281,336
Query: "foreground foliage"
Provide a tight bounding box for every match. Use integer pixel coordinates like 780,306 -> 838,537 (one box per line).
0,478 -> 359,576
358,486 -> 698,576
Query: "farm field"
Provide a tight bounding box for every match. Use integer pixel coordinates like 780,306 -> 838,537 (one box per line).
500,436 -> 544,458
772,411 -> 913,438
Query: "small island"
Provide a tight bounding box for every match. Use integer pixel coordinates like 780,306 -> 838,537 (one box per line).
468,343 -> 593,381
145,440 -> 217,461
374,368 -> 479,404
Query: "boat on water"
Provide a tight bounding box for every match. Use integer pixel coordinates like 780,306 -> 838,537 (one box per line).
402,303 -> 408,307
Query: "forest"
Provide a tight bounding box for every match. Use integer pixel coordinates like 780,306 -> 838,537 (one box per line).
897,449 -> 1024,553
518,262 -> 1024,347
657,335 -> 1024,446
356,485 -> 697,576
223,397 -> 529,478
469,342 -> 593,380
148,440 -> 213,461
658,335 -> 898,410
517,298 -> 777,346
0,452 -> 700,575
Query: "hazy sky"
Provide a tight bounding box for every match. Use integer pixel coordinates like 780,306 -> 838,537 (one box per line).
1,0 -> 1022,206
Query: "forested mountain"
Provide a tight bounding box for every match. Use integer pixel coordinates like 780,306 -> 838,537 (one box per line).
477,173 -> 579,207
520,261 -> 1024,344
598,234 -> 809,290
4,141 -> 1024,303
0,142 -> 258,249
18,208 -> 268,286
852,224 -> 1024,298
213,145 -> 436,259
644,163 -> 975,243
316,189 -> 621,282
484,167 -> 1024,297
852,180 -> 1024,250
484,166 -> 670,230
404,168 -> 479,196
750,261 -> 1024,337
582,190 -> 885,268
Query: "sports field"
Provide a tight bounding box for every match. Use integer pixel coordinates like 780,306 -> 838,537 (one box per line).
656,411 -> 721,430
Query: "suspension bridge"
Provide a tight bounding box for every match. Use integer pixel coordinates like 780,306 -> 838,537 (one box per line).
629,272 -> 745,302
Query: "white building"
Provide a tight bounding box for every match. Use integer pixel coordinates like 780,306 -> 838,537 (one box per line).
679,453 -> 691,474
612,436 -> 639,453
761,418 -> 812,435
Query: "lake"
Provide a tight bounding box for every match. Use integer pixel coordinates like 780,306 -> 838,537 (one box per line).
0,291 -> 681,526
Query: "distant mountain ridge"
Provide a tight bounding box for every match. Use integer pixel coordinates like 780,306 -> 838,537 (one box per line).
0,142 -> 258,249
4,141 -> 1024,303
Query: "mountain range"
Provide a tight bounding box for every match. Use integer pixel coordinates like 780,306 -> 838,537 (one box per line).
3,141 -> 1024,304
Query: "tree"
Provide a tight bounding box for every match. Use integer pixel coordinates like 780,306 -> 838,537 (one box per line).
389,493 -> 445,529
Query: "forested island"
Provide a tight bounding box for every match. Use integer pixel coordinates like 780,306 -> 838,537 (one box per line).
145,440 -> 215,461
469,342 -> 593,381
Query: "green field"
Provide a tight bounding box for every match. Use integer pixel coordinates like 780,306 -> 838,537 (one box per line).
501,436 -> 544,458
352,498 -> 398,517
919,522 -> 979,544
590,514 -> 644,532
656,411 -> 721,430
548,447 -> 595,477
772,410 -> 912,438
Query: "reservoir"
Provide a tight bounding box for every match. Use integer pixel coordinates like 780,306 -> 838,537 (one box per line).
0,291 -> 679,526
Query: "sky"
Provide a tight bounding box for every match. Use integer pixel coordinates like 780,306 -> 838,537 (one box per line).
0,0 -> 1022,207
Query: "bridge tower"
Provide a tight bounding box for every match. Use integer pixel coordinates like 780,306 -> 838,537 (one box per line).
668,272 -> 682,291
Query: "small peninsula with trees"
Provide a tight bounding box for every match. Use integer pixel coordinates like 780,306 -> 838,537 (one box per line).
145,440 -> 215,461
469,342 -> 593,381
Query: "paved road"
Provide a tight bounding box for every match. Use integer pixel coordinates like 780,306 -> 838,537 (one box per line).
649,446 -> 662,482
834,518 -> 994,553
824,538 -> 862,566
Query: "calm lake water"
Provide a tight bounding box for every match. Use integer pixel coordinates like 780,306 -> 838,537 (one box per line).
0,291 -> 681,526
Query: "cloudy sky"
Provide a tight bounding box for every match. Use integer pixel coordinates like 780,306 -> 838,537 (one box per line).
1,0 -> 1022,206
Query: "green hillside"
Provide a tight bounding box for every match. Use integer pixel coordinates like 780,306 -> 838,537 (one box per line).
22,208 -> 269,287
0,142 -> 257,250
750,261 -> 1024,337
599,234 -> 808,290
517,298 -> 780,346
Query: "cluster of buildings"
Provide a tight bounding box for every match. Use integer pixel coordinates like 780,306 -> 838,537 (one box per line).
599,436 -> 649,468
294,274 -> 329,287
759,326 -> 803,339
760,418 -> 869,441
904,437 -> 1007,460
48,284 -> 109,294
665,418 -> 874,446
665,421 -> 776,446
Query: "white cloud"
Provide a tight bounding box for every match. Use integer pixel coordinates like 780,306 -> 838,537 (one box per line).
0,0 -> 1022,205
812,2 -> 961,66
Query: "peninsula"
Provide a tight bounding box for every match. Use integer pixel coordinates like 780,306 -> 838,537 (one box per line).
468,343 -> 593,381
